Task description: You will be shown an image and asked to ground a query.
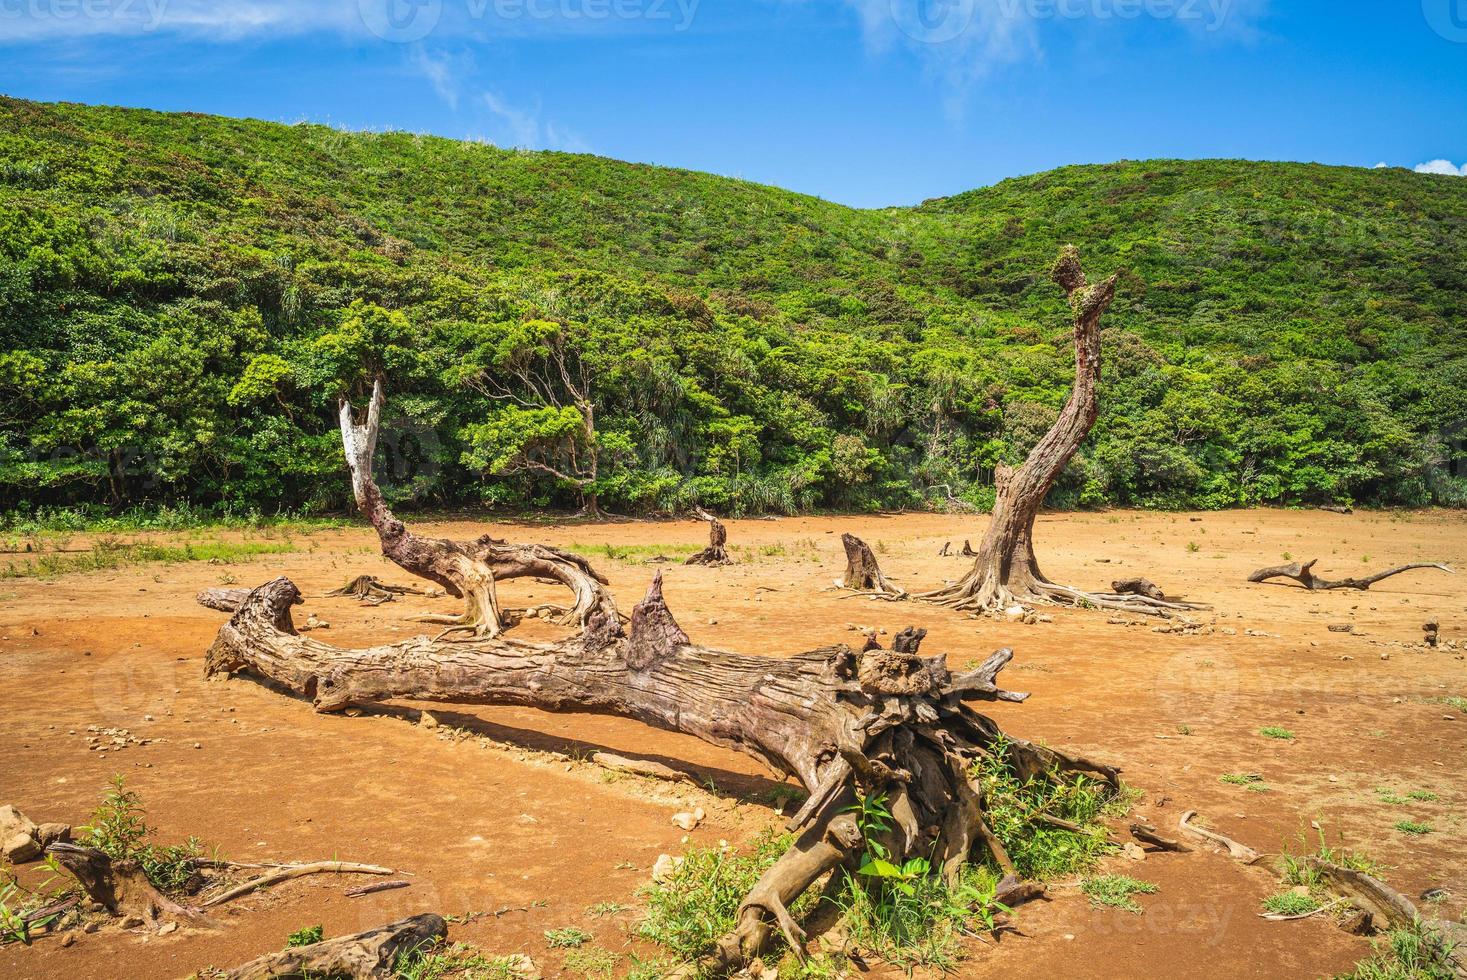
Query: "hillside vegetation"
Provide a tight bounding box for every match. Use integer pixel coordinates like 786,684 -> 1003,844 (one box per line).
1,96 -> 1463,518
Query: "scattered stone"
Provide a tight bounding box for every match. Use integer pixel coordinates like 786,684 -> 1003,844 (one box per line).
2,830 -> 39,863
158,921 -> 178,936
120,916 -> 145,929
1327,624 -> 1353,633
1122,842 -> 1147,862
60,933 -> 76,947
419,711 -> 440,730
1002,605 -> 1026,623
671,811 -> 700,832
498,953 -> 540,980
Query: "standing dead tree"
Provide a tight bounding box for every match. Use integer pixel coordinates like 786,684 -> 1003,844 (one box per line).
202,568 -> 1121,976
338,378 -> 619,638
1247,559 -> 1454,592
917,247 -> 1201,619
839,533 -> 906,598
325,575 -> 430,606
684,506 -> 733,566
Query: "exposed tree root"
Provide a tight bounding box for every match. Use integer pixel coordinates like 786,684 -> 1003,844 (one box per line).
1177,811 -> 1261,864
201,571 -> 1120,975
46,843 -> 207,928
219,913 -> 446,980
1248,559 -> 1454,592
200,861 -> 395,908
325,575 -> 429,606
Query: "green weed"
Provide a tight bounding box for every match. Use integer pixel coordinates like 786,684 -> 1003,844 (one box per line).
1079,874 -> 1158,913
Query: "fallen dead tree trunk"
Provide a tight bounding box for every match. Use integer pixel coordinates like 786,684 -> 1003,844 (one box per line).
203,573 -> 1117,975
338,378 -> 619,638
1247,559 -> 1454,592
220,913 -> 446,980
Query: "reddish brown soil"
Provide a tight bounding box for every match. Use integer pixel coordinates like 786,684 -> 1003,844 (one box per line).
1,509 -> 1463,978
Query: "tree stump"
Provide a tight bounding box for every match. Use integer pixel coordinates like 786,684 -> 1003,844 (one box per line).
840,533 -> 906,597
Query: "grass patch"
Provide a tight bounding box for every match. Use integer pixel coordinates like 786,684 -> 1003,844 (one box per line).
1079,874 -> 1158,914
1262,891 -> 1322,916
970,736 -> 1128,880
1220,773 -> 1265,785
1407,790 -> 1439,802
393,942 -> 533,980
1442,696 -> 1467,714
584,902 -> 627,918
1338,924 -> 1460,980
2,538 -> 294,579
0,504 -> 344,536
1394,821 -> 1432,836
1258,726 -> 1296,740
562,947 -> 619,976
838,863 -> 1005,972
543,927 -> 592,949
568,542 -> 699,562
638,831 -> 794,960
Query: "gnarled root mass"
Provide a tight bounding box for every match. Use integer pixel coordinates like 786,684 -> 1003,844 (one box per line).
326,575 -> 429,606
219,913 -> 446,980
202,573 -> 1119,976
1248,559 -> 1454,592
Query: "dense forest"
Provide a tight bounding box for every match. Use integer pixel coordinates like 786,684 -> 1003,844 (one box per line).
1,96 -> 1463,519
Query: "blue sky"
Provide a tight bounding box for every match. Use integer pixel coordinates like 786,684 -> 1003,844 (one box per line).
2,0 -> 1465,207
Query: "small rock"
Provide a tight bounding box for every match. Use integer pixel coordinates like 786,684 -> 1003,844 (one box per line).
693,807 -> 706,822
1002,605 -> 1026,623
120,916 -> 145,929
1122,842 -> 1147,861
83,922 -> 99,934
0,804 -> 38,843
192,742 -> 202,750
672,811 -> 700,831
36,823 -> 71,847
651,853 -> 682,882
2,830 -> 40,863
158,921 -> 178,935
419,711 -> 440,730
499,953 -> 540,980
61,933 -> 76,947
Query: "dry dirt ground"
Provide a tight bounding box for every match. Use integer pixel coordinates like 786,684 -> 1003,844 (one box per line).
1,508 -> 1464,979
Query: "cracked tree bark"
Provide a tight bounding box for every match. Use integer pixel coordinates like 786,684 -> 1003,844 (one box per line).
840,533 -> 906,597
337,378 -> 619,638
1247,559 -> 1454,592
917,247 -> 1202,619
202,570 -> 1117,976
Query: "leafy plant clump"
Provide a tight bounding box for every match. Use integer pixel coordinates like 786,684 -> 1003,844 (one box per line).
1393,821 -> 1432,836
1338,924 -> 1461,980
1080,874 -> 1159,913
1262,890 -> 1323,917
82,775 -> 211,893
286,924 -> 324,947
1258,727 -> 1297,740
542,927 -> 593,949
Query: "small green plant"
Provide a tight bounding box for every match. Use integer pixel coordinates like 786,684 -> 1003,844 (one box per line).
1080,874 -> 1158,913
1394,821 -> 1432,836
1406,790 -> 1439,802
1186,541 -> 1200,552
287,924 -> 324,947
1258,726 -> 1296,740
1176,724 -> 1192,735
1262,890 -> 1322,916
393,941 -> 527,980
1220,773 -> 1264,785
1339,923 -> 1460,980
81,776 -> 210,892
584,902 -> 626,918
544,927 -> 592,949
1443,696 -> 1467,714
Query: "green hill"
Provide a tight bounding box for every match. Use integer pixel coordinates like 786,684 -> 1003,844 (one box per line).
1,96 -> 1462,519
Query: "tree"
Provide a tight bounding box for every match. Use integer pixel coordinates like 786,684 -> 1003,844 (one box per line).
918,247 -> 1199,617
456,319 -> 609,518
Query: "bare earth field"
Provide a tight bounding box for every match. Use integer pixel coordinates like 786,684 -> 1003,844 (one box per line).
1,508 -> 1464,979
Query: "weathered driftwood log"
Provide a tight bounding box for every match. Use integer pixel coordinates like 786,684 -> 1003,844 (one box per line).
200,861 -> 394,908
917,248 -> 1202,619
1111,578 -> 1166,602
1177,811 -> 1261,864
338,379 -> 619,638
198,588 -> 250,612
1247,559 -> 1454,592
840,534 -> 906,597
220,914 -> 447,980
46,843 -> 203,926
325,575 -> 429,606
203,572 -> 1117,976
1306,858 -> 1467,974
685,508 -> 733,566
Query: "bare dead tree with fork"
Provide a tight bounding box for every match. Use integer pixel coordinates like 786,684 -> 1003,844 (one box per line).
1248,558 -> 1454,592
917,247 -> 1202,619
335,377 -> 619,638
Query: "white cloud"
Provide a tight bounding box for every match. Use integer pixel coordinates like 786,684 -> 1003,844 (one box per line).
480,92 -> 590,153
409,46 -> 464,110
1372,162 -> 1388,169
0,0 -> 360,43
1413,159 -> 1466,177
